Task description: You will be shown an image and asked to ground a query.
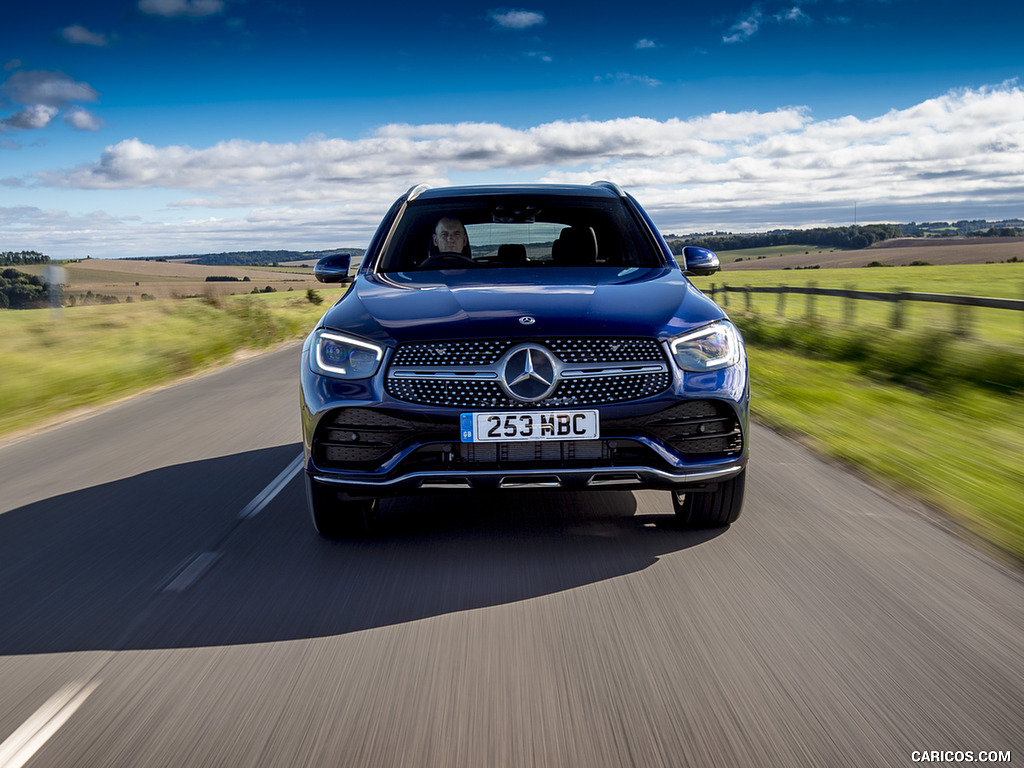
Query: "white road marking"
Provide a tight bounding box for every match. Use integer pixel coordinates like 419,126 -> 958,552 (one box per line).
0,680 -> 100,768
239,452 -> 304,520
2,459 -> 307,764
163,551 -> 223,592
161,453 -> 303,593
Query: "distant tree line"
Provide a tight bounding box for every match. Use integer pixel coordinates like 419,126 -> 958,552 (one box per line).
2,251 -> 51,266
0,268 -> 49,309
669,224 -> 904,253
899,219 -> 1024,237
175,250 -> 299,267
66,291 -> 123,306
1,267 -> 130,309
976,227 -> 1023,237
139,248 -> 365,267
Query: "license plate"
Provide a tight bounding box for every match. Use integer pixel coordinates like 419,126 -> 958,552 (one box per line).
460,410 -> 600,443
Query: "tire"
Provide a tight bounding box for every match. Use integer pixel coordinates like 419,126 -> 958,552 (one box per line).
305,474 -> 381,539
672,469 -> 746,528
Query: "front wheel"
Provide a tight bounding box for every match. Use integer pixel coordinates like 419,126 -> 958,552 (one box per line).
672,469 -> 746,528
305,474 -> 381,538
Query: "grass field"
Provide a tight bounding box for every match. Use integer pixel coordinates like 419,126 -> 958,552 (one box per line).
0,288 -> 346,437
704,257 -> 1024,561
700,262 -> 1024,345
716,244 -> 839,264
745,344 -> 1024,563
711,261 -> 1024,297
718,237 -> 1024,271
20,258 -> 326,301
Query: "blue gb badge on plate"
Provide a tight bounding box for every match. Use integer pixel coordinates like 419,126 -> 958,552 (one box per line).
460,413 -> 475,443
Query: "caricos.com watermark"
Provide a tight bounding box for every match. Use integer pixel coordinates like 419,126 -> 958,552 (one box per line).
911,751 -> 1011,763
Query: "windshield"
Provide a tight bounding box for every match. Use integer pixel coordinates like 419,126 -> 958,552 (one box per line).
377,194 -> 663,272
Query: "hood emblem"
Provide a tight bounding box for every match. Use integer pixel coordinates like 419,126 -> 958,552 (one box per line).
500,344 -> 558,402
518,316 -> 536,325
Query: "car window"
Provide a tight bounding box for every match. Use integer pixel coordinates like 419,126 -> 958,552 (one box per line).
377,195 -> 662,272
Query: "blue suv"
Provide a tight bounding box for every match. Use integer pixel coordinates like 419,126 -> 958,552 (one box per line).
300,182 -> 748,536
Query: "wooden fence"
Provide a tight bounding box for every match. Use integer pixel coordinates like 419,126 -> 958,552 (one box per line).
707,283 -> 1024,337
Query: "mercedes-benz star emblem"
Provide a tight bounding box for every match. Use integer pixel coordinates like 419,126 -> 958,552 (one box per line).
500,344 -> 558,402
518,316 -> 536,325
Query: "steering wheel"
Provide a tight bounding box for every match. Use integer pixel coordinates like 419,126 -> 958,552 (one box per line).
420,252 -> 476,269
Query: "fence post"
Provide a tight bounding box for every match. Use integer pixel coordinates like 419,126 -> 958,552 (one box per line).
843,285 -> 856,325
891,289 -> 907,329
722,286 -> 729,308
953,303 -> 972,338
806,282 -> 817,320
745,286 -> 752,313
776,288 -> 786,318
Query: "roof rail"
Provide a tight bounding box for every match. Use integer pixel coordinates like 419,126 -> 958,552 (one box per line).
406,184 -> 431,201
591,180 -> 626,196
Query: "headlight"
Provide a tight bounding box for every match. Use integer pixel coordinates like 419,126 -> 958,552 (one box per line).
312,329 -> 384,379
669,320 -> 743,372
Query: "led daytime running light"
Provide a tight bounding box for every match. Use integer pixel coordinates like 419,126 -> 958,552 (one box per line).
670,321 -> 741,372
315,330 -> 383,379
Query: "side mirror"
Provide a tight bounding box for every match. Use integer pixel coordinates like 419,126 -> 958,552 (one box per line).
314,253 -> 353,284
682,246 -> 720,277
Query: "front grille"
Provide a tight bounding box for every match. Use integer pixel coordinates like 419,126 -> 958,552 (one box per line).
386,371 -> 671,409
389,338 -> 664,367
555,372 -> 671,405
543,338 -> 664,363
390,340 -> 509,367
386,337 -> 671,408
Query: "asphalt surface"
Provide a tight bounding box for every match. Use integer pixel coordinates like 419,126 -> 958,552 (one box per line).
1,343 -> 1021,767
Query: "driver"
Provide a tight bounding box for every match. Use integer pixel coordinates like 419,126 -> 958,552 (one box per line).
433,217 -> 469,255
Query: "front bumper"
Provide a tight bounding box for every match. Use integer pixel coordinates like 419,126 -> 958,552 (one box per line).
300,333 -> 749,499
311,462 -> 744,497
302,398 -> 748,500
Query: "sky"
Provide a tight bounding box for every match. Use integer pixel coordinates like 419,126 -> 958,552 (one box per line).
2,0 -> 1023,258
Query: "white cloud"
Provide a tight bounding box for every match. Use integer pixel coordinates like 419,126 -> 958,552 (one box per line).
0,105 -> 59,132
774,6 -> 811,24
2,70 -> 99,106
723,8 -> 762,43
594,73 -> 662,87
138,0 -> 225,18
544,84 -> 1024,224
635,38 -> 658,49
725,3 -> 813,43
0,70 -> 102,140
10,84 -> 1024,257
64,108 -> 105,131
60,25 -> 109,46
489,10 -> 545,29
46,110 -> 809,193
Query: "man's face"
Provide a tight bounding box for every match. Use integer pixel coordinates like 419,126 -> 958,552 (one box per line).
433,218 -> 467,253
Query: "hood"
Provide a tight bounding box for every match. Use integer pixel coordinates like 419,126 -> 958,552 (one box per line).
320,267 -> 725,345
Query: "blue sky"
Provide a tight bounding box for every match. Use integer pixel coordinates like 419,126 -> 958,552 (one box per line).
2,0 -> 1023,258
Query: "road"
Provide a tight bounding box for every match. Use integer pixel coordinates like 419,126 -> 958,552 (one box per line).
1,343 -> 1021,767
